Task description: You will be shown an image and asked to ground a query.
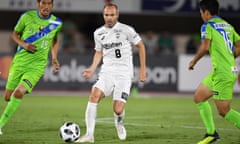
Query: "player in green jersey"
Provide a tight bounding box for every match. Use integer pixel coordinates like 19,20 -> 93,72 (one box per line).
0,0 -> 62,135
188,0 -> 240,143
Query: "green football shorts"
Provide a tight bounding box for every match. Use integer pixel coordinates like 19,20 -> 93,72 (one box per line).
202,71 -> 237,100
6,66 -> 44,93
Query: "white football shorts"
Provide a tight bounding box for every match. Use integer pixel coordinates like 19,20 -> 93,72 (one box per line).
93,72 -> 132,103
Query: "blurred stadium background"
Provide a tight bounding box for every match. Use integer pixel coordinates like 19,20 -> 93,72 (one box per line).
1,1 -> 240,144
1,0 -> 240,94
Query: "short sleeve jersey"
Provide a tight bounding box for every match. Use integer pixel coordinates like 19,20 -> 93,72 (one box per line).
94,22 -> 141,76
13,10 -> 62,70
201,16 -> 240,74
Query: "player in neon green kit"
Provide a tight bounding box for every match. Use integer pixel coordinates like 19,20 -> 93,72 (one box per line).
189,0 -> 240,143
0,0 -> 62,135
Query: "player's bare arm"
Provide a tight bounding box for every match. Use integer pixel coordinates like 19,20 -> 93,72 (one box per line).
12,31 -> 36,53
188,39 -> 211,70
136,40 -> 146,82
234,40 -> 240,57
83,51 -> 103,79
52,37 -> 60,73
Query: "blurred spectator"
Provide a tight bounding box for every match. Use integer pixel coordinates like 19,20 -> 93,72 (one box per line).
158,31 -> 175,55
173,34 -> 191,54
141,31 -> 158,55
9,37 -> 18,54
0,31 -> 17,54
62,19 -> 87,54
186,33 -> 201,54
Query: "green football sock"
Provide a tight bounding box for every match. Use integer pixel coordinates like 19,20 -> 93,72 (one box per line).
225,109 -> 240,129
197,101 -> 215,134
0,96 -> 22,129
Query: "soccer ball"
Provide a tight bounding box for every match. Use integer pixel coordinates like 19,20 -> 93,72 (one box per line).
60,122 -> 80,143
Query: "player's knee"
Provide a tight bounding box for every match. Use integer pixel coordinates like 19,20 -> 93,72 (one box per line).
218,109 -> 229,117
89,87 -> 104,103
114,107 -> 124,115
193,93 -> 209,104
13,89 -> 25,98
4,90 -> 14,101
4,95 -> 10,102
218,111 -> 226,117
114,100 -> 125,115
114,110 -> 123,115
89,95 -> 101,103
193,95 -> 201,103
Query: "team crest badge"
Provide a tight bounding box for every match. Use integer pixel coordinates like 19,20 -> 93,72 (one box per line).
49,24 -> 56,30
39,26 -> 44,31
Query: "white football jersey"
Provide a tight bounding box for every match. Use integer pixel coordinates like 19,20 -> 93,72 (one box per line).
94,22 -> 141,77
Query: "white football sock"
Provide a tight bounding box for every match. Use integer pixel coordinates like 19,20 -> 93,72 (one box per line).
85,102 -> 97,137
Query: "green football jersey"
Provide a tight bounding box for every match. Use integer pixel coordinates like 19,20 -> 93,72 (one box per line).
201,16 -> 240,74
13,10 -> 62,70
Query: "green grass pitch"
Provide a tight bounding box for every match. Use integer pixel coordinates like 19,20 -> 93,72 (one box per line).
0,94 -> 239,144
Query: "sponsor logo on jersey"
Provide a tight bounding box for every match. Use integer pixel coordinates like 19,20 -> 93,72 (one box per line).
102,42 -> 122,49
36,31 -> 48,38
113,29 -> 122,33
101,36 -> 105,40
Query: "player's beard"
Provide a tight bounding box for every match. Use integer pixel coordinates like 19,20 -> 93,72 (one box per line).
106,20 -> 116,28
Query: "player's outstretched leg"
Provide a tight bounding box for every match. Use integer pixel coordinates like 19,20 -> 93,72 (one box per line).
197,101 -> 216,134
114,111 -> 126,140
75,102 -> 97,143
196,101 -> 219,143
197,131 -> 220,144
0,96 -> 22,135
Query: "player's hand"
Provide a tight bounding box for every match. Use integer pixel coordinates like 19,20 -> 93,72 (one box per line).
24,43 -> 37,53
52,58 -> 60,73
139,68 -> 146,82
188,60 -> 196,70
82,69 -> 94,79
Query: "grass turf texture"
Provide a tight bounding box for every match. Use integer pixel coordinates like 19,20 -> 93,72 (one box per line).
0,95 -> 239,144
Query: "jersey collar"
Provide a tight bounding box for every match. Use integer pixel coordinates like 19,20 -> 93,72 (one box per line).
37,10 -> 52,20
209,15 -> 220,21
104,22 -> 119,30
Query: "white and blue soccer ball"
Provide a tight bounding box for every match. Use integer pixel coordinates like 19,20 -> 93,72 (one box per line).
60,122 -> 80,143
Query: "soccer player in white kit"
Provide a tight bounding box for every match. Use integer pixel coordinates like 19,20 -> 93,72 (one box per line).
75,3 -> 146,143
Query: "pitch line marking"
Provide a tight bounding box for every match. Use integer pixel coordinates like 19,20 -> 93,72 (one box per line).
96,116 -> 238,132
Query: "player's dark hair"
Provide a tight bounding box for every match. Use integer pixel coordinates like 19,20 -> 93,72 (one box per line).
199,0 -> 219,15
103,3 -> 118,12
37,0 -> 54,3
